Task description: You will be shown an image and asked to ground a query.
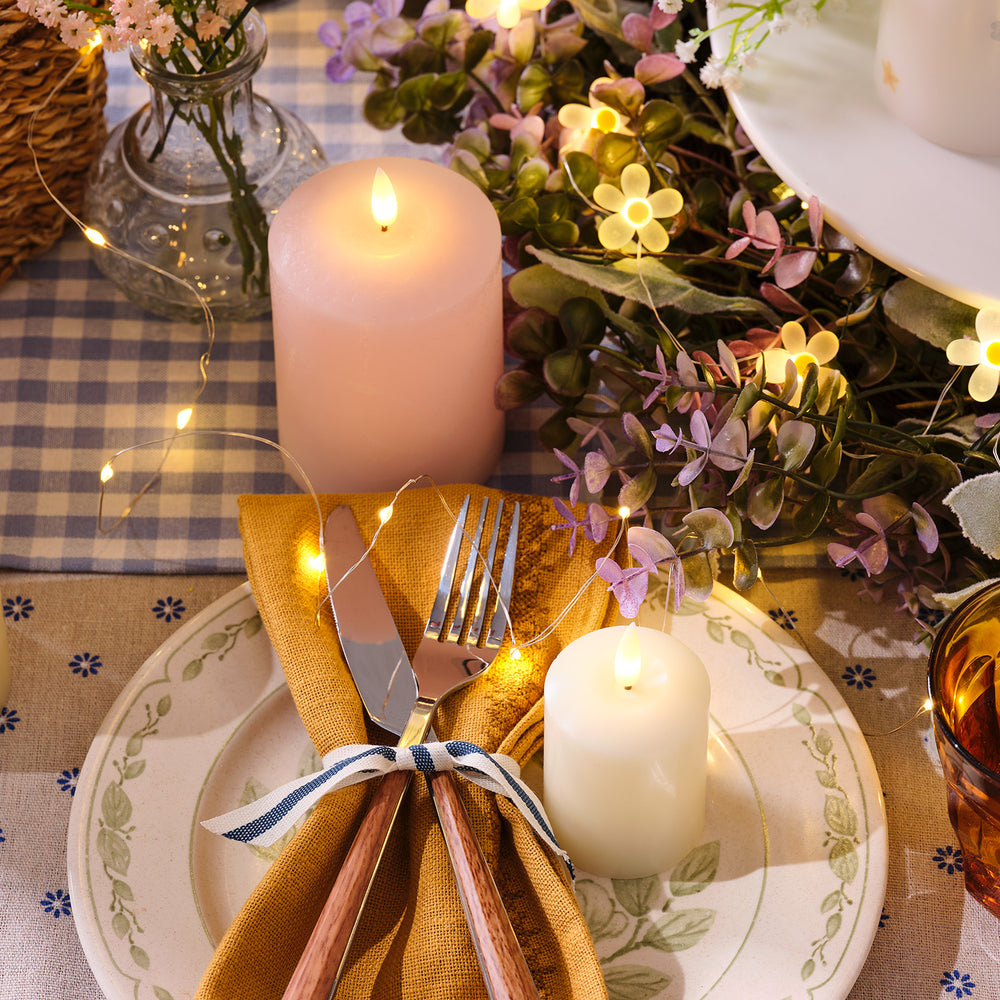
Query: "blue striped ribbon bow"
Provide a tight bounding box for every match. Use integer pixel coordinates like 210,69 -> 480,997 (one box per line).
201,740 -> 571,871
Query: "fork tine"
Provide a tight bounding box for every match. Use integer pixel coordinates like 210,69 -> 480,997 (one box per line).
424,495 -> 471,641
447,498 -> 489,642
467,499 -> 504,646
485,501 -> 519,649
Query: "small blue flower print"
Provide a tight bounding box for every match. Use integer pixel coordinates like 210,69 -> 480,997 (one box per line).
842,663 -> 877,690
70,652 -> 102,678
0,706 -> 19,734
3,595 -> 33,621
941,970 -> 976,996
0,826 -> 6,844
878,907 -> 889,929
919,607 -> 946,628
768,609 -> 798,630
153,596 -> 186,622
40,890 -> 71,918
934,845 -> 964,874
57,768 -> 79,796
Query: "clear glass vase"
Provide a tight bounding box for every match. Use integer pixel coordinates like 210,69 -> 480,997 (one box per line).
83,11 -> 328,322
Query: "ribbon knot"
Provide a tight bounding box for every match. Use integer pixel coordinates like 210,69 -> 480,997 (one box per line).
201,740 -> 571,872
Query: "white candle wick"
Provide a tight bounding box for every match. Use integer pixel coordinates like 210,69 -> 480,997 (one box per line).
371,167 -> 397,232
614,621 -> 642,691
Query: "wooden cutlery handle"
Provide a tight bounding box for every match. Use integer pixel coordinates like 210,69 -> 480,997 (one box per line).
428,770 -> 541,1000
281,768 -> 413,1000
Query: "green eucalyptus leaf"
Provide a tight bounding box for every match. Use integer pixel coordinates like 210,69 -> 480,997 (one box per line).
572,0 -> 626,41
680,550 -> 716,602
637,99 -> 683,143
451,154 -> 489,192
733,539 -> 758,590
516,63 -> 553,111
530,248 -> 779,320
393,37 -> 440,76
498,196 -> 540,233
537,219 -> 581,246
515,157 -> 550,197
559,296 -> 605,347
619,467 -> 657,512
508,262 -> 605,314
793,491 -> 829,538
777,420 -> 816,472
562,151 -> 599,198
623,410 -> 654,460
748,476 -> 784,529
397,73 -> 435,111
418,9 -> 465,47
543,348 -> 591,396
495,369 -> 545,410
794,362 -> 819,416
428,71 -> 468,110
362,87 -> 406,129
506,310 -> 562,359
882,277 -> 977,350
596,132 -> 640,176
810,441 -> 842,487
463,28 -> 494,70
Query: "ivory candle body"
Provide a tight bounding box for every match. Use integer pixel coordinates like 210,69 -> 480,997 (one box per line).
543,625 -> 710,878
269,157 -> 505,493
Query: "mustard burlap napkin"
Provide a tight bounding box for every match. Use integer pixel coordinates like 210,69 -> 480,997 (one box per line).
195,484 -> 625,1000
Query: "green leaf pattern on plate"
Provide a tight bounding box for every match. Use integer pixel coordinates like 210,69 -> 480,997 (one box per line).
578,840 -> 720,998
240,744 -> 323,863
93,609 -> 262,992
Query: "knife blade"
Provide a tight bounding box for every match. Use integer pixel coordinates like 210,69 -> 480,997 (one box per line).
280,505 -> 538,1000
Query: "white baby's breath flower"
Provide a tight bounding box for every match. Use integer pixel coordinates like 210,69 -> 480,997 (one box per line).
655,0 -> 683,12
699,54 -> 727,88
674,37 -> 698,62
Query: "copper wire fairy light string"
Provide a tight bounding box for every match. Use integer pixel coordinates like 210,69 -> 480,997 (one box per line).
27,38 -> 218,535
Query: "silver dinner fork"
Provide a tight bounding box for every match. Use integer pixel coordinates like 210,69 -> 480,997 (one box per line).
283,496 -> 538,1000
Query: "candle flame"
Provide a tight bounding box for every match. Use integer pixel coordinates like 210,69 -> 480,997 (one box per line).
615,622 -> 642,690
371,167 -> 397,230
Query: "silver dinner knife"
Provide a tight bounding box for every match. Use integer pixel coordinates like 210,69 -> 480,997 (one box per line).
280,504 -> 537,1000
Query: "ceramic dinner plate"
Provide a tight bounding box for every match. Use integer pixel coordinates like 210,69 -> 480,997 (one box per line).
68,578 -> 887,1000
710,0 -> 1000,309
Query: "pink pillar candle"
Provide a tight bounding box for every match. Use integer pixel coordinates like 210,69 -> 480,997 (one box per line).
269,157 -> 505,493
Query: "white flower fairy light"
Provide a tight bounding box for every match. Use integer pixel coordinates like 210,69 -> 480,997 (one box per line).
465,0 -> 546,30
947,308 -> 1000,402
593,163 -> 683,253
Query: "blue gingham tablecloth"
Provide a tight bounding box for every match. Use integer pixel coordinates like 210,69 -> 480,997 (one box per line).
0,0 -> 557,573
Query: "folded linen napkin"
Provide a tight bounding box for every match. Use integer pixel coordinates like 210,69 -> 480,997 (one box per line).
195,484 -> 624,1000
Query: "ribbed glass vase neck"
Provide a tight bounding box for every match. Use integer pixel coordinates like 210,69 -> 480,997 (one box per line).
129,9 -> 267,101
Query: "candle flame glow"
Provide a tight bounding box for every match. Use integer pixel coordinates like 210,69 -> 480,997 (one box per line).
615,622 -> 642,690
371,167 -> 397,230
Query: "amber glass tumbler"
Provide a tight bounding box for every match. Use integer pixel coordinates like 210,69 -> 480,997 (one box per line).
929,581 -> 1000,916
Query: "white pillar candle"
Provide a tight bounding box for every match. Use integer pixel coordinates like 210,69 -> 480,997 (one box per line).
543,624 -> 710,878
268,156 -> 505,493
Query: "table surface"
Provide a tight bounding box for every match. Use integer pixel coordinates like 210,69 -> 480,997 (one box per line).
2,2 -> 999,998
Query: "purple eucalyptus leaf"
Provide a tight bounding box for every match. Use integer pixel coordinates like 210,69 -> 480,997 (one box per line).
584,449 -> 612,492
910,502 -> 939,554
773,249 -> 816,289
635,52 -> 686,84
622,11 -> 653,52
683,507 -> 735,549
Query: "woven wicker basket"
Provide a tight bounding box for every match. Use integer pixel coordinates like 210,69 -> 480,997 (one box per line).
0,0 -> 107,288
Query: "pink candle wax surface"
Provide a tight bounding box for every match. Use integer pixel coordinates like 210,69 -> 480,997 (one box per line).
269,156 -> 505,493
